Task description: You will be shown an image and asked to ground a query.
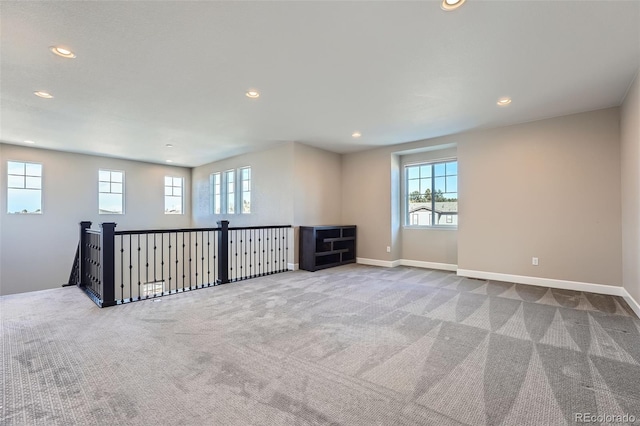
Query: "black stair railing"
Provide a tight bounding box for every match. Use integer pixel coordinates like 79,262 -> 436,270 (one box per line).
73,220 -> 291,307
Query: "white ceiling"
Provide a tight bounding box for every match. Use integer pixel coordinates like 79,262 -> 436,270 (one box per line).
1,1 -> 639,167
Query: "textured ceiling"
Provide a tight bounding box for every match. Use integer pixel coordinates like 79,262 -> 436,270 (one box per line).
1,1 -> 639,167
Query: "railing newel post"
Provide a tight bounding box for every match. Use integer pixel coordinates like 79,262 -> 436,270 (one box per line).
100,222 -> 117,307
78,221 -> 92,287
217,220 -> 230,284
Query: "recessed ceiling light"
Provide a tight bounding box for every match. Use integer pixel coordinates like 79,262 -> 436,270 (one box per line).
34,91 -> 54,99
165,144 -> 174,148
166,160 -> 173,163
245,90 -> 260,99
352,132 -> 362,138
497,97 -> 512,106
49,46 -> 76,59
24,140 -> 36,144
441,0 -> 465,11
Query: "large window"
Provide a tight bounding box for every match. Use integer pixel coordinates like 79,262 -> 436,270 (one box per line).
240,167 -> 251,214
210,172 -> 221,214
7,161 -> 42,214
210,167 -> 252,215
164,176 -> 183,214
406,160 -> 457,226
99,169 -> 124,214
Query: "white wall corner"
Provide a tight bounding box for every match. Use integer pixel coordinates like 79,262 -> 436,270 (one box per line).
287,263 -> 299,271
456,269 -> 626,297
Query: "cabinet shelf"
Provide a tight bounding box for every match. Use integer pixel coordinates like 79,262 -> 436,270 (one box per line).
323,237 -> 355,242
315,249 -> 349,256
300,225 -> 357,272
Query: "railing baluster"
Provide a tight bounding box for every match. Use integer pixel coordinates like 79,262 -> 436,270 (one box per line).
202,232 -> 205,287
176,232 -> 180,291
145,234 -> 149,297
168,233 -> 172,293
137,234 -> 141,300
233,230 -> 236,281
153,233 -> 157,284
239,230 -> 243,280
229,230 -> 233,282
214,229 -> 217,283
127,235 -> 131,301
196,231 -> 204,288
258,229 -> 261,276
278,227 -> 281,272
120,235 -> 124,303
189,231 -> 193,290
161,233 -> 165,294
249,229 -> 253,278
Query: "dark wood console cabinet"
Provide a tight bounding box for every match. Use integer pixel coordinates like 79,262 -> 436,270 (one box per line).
299,225 -> 357,272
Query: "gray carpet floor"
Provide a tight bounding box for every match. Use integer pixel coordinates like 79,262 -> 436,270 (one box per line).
1,265 -> 639,426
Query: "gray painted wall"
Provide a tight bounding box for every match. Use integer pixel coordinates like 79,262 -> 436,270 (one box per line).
457,108 -> 621,286
622,71 -> 640,302
0,144 -> 191,295
292,142 -> 342,227
342,108 -> 622,287
191,141 -> 343,266
192,142 -> 295,228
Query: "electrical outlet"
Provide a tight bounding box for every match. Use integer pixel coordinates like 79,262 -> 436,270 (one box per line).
386,246 -> 391,253
532,257 -> 539,266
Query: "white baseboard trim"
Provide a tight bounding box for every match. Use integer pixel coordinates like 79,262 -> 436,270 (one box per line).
400,259 -> 458,272
287,263 -> 299,271
357,257 -> 456,271
456,268 -> 625,297
621,289 -> 640,318
357,258 -> 397,268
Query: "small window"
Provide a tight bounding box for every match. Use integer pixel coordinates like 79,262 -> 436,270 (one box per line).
405,160 -> 457,227
7,161 -> 42,214
210,172 -> 221,214
240,167 -> 251,214
164,176 -> 183,214
99,169 -> 124,214
142,281 -> 164,297
225,170 -> 235,214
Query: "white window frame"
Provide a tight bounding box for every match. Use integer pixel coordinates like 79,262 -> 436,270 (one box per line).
98,169 -> 125,215
7,161 -> 43,214
210,166 -> 252,215
405,159 -> 458,228
164,176 -> 184,215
